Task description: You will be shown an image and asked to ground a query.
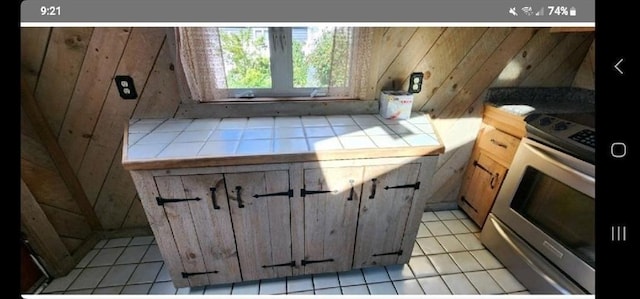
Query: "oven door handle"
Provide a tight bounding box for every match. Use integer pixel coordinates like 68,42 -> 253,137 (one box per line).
524,141 -> 595,184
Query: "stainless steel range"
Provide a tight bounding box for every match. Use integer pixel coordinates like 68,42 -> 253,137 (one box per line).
480,112 -> 595,294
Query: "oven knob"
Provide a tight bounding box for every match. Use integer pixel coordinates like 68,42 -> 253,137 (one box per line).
539,117 -> 553,126
554,122 -> 569,131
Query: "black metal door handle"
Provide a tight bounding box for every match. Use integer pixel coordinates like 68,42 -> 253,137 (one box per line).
490,173 -> 500,189
210,187 -> 220,210
369,178 -> 377,199
347,186 -> 355,201
235,186 -> 244,208
156,196 -> 201,206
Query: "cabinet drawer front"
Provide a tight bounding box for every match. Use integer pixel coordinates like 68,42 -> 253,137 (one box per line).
477,126 -> 520,167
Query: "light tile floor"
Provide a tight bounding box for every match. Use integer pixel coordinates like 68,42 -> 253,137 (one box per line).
38,209 -> 529,295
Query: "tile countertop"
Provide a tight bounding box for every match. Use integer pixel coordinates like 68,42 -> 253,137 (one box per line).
122,113 -> 444,170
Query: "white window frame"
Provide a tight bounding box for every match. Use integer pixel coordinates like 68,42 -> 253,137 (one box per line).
227,27 -> 332,98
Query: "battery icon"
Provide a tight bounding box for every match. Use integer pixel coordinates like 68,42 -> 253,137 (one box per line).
569,7 -> 576,16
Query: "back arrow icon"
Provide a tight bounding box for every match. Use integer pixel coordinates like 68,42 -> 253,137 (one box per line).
614,58 -> 624,75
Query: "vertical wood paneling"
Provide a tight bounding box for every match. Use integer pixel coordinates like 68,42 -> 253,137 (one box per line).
21,158 -> 80,213
122,195 -> 150,228
491,29 -> 565,87
376,27 -> 444,92
21,26 -> 596,236
521,32 -> 592,85
540,34 -> 594,87
20,28 -> 51,91
436,28 -> 538,122
572,40 -> 595,90
78,28 -> 165,206
57,27 -> 131,172
131,40 -> 182,119
376,27 -> 418,79
21,179 -> 75,277
408,27 -> 487,111
22,78 -> 102,230
35,28 -> 93,136
93,146 -> 140,229
40,204 -> 92,240
422,27 -> 513,113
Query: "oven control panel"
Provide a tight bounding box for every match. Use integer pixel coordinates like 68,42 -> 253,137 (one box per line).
524,113 -> 595,163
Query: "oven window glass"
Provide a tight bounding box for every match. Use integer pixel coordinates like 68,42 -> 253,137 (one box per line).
511,166 -> 595,267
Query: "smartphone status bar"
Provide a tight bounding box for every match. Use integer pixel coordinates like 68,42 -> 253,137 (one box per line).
22,0 -> 595,24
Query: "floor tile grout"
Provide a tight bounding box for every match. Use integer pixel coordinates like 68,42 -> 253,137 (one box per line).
41,209 -> 527,295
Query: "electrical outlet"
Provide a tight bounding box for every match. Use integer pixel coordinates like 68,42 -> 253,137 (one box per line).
114,75 -> 138,99
408,72 -> 424,94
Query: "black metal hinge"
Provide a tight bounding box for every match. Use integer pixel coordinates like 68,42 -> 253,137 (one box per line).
384,182 -> 421,190
156,196 -> 201,206
253,189 -> 294,198
262,261 -> 296,268
181,270 -> 218,278
301,258 -> 334,266
460,196 -> 478,212
300,188 -> 332,197
372,249 -> 403,257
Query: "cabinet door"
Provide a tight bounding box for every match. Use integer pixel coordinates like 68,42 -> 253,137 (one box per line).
458,152 -> 508,227
155,174 -> 241,286
225,170 -> 294,281
353,163 -> 421,268
302,167 -> 363,274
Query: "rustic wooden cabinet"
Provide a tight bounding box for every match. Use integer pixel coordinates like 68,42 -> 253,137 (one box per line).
124,115 -> 443,288
458,105 -> 524,227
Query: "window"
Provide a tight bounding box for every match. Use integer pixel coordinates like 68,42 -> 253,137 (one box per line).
176,27 -> 374,102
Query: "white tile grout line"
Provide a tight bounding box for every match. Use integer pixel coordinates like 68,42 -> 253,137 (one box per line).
52,212 -> 525,295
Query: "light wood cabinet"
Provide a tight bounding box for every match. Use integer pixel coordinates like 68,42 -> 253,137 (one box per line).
353,163 -> 421,268
225,170 -> 293,281
124,115 -> 443,288
458,105 -> 525,227
301,166 -> 362,274
130,157 -> 438,288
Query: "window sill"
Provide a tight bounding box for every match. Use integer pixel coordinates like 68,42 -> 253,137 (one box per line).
175,98 -> 379,118
201,96 -> 360,103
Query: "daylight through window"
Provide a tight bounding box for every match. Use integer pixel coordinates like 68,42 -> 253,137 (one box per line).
177,27 -> 374,101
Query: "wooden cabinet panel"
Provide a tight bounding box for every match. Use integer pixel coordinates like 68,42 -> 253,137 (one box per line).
477,126 -> 520,167
180,174 -> 241,284
225,170 -> 293,281
302,167 -> 363,274
155,176 -> 237,285
353,163 -> 421,268
458,152 -> 507,227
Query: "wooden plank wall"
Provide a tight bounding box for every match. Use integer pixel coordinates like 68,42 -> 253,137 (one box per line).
21,27 -> 594,233
376,27 -> 594,207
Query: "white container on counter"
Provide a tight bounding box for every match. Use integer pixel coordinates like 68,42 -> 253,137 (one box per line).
379,90 -> 413,120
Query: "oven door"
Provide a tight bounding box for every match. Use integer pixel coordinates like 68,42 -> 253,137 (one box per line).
489,137 -> 595,294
